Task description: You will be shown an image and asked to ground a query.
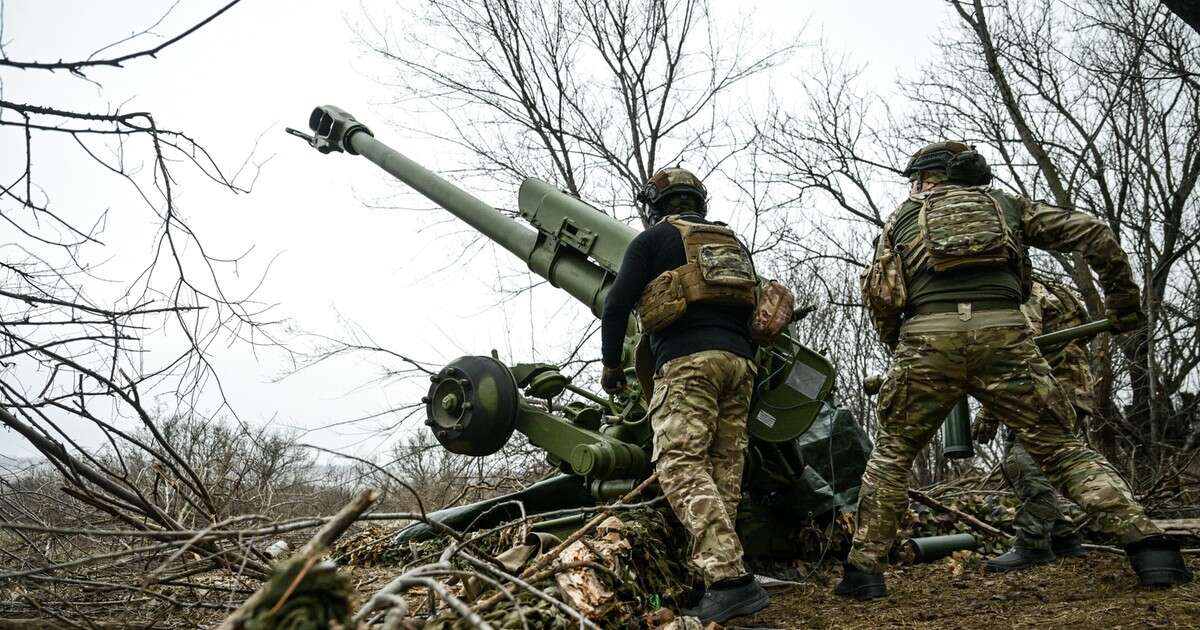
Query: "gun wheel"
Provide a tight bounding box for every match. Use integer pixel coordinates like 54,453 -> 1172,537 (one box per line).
425,356 -> 518,456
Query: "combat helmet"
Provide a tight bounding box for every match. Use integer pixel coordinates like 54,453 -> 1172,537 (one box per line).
637,166 -> 708,221
903,141 -> 993,186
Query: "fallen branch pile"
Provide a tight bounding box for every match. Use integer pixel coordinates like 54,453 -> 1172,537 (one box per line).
4,440 -> 1197,629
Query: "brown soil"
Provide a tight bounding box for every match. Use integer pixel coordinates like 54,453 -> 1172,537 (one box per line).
737,553 -> 1200,629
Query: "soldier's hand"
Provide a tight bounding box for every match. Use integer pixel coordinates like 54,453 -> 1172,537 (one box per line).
1105,293 -> 1144,334
971,416 -> 999,444
600,365 -> 627,395
1107,308 -> 1144,333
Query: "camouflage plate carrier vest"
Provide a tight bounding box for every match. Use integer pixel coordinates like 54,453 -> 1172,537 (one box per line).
637,216 -> 757,333
861,185 -> 1028,344
917,185 -> 1020,272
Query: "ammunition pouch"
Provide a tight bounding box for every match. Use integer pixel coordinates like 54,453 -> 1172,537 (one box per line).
861,213 -> 907,346
638,270 -> 687,333
751,280 -> 796,344
918,186 -> 1020,274
1019,254 -> 1033,300
860,246 -> 908,346
637,216 -> 757,333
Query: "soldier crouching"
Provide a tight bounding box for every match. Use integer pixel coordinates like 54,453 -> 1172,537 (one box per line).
972,279 -> 1094,570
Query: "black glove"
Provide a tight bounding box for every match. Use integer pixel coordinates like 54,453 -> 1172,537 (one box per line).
971,414 -> 999,444
600,365 -> 627,395
862,374 -> 884,396
1105,292 -> 1144,334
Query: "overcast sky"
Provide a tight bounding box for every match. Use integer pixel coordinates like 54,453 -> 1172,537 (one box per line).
1,0 -> 947,460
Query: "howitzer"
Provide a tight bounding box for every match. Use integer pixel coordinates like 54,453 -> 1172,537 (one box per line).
863,318 -> 1113,458
290,106 -> 872,554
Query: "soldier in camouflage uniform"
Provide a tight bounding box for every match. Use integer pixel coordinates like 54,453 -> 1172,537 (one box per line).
841,142 -> 1191,600
972,279 -> 1092,571
599,168 -> 769,624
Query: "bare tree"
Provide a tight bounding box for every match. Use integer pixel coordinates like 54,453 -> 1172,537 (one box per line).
0,2 -> 312,624
303,0 -> 805,453
357,0 -> 793,226
760,0 -> 1200,488
928,0 -> 1200,472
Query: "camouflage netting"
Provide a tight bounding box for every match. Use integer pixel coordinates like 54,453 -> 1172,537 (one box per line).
333,525 -> 412,566
326,481 -> 1142,628
333,524 -> 515,568
244,556 -> 355,630
429,509 -> 692,629
900,493 -> 1015,555
332,508 -> 695,629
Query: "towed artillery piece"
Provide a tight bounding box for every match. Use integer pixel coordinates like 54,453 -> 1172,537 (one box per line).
289,106 -> 873,559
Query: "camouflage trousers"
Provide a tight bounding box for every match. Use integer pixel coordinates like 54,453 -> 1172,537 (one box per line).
1004,433 -> 1085,550
848,310 -> 1159,573
648,349 -> 755,585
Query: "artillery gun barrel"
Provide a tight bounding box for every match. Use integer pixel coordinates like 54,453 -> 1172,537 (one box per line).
351,133 -> 539,262
292,106 -> 867,532
290,105 -> 637,316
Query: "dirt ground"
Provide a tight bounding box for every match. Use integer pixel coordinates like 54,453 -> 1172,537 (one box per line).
735,553 -> 1200,629
336,549 -> 1200,629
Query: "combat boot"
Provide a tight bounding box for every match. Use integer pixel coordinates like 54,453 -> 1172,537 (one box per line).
680,574 -> 769,624
834,562 -> 887,600
985,546 -> 1055,572
1125,535 -> 1193,588
1050,534 -> 1087,559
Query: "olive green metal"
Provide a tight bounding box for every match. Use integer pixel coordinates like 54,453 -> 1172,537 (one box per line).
1033,318 -> 1112,349
530,513 -> 589,534
515,403 -> 649,480
942,396 -> 974,459
564,383 -> 610,407
358,135 -> 628,316
525,370 -> 568,399
518,179 -> 639,315
425,356 -> 519,457
296,105 -> 837,447
562,401 -> 603,431
902,533 -> 978,563
750,336 -> 835,442
298,105 -> 626,316
597,420 -> 647,445
589,478 -> 637,501
518,179 -> 638,273
351,133 -> 541,264
294,105 -> 875,549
